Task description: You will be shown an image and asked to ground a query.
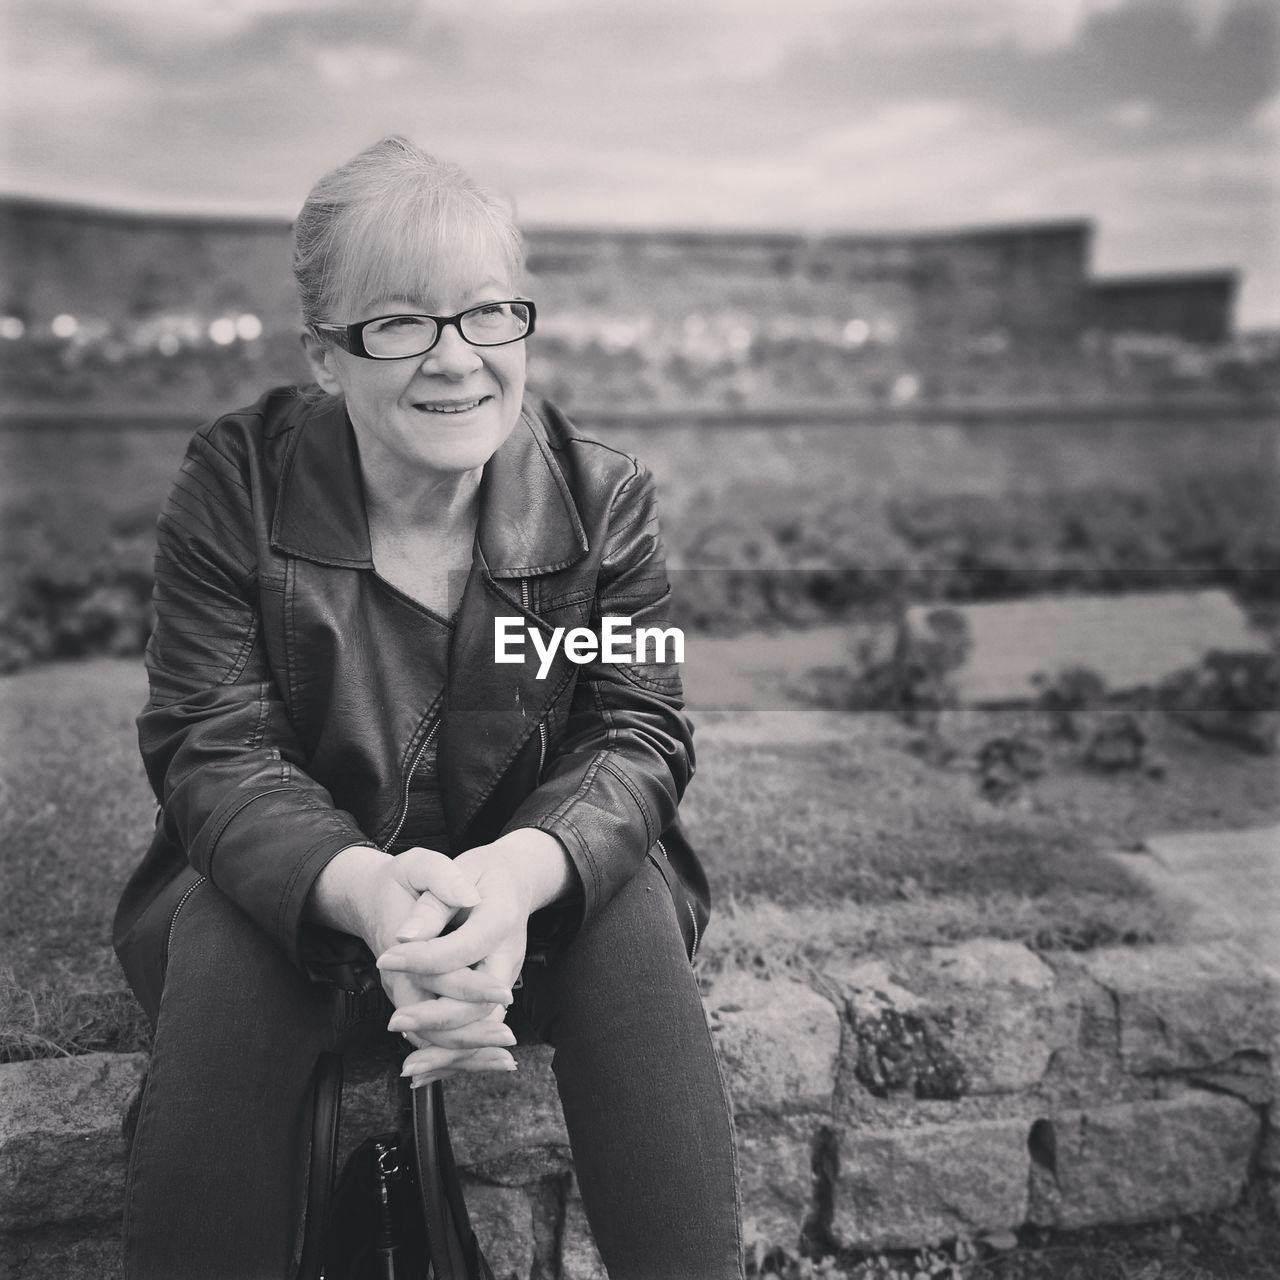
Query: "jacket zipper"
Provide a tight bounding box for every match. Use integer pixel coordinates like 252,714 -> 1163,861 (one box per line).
165,874 -> 206,967
655,838 -> 700,961
380,717 -> 440,852
522,578 -> 549,780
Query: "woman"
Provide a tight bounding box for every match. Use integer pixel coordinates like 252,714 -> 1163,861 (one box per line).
113,137 -> 743,1279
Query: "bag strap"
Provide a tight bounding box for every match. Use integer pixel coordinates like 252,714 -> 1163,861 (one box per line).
413,1080 -> 494,1280
297,1050 -> 344,1280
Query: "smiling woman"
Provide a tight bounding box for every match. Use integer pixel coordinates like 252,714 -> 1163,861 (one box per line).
111,136 -> 739,1279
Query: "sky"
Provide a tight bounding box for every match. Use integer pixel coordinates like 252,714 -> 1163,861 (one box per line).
2,0 -> 1277,325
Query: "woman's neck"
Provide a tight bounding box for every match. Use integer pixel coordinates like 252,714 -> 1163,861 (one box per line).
359,444 -> 483,537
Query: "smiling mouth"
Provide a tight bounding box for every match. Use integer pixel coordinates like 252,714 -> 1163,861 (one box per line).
415,396 -> 489,414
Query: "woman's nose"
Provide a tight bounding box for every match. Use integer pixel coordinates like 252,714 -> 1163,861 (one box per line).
420,323 -> 483,377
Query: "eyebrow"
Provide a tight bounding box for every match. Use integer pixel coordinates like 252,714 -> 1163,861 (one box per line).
364,281 -> 511,314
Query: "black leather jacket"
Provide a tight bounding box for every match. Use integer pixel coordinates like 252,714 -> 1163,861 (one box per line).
113,387 -> 707,1017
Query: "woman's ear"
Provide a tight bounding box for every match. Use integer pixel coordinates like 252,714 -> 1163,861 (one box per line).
300,329 -> 343,395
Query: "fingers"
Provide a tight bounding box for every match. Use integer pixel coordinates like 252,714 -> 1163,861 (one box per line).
408,967 -> 514,1004
393,847 -> 481,911
401,1044 -> 518,1088
392,891 -> 456,947
389,997 -> 508,1035
379,909 -> 507,974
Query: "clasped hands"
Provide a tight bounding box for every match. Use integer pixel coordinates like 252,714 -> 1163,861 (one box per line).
320,830 -> 574,1089
373,844 -> 527,1088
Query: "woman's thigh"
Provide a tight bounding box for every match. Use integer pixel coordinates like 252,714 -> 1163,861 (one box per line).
518,856 -> 744,1280
123,880 -> 370,1280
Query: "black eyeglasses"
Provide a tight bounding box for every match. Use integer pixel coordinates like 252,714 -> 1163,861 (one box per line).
312,300 -> 536,360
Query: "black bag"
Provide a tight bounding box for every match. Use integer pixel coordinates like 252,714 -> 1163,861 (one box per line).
299,1052 -> 495,1280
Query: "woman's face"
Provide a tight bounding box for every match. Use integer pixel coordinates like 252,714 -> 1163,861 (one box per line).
305,251 -> 527,478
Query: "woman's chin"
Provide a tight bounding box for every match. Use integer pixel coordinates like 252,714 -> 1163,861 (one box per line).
403,410 -> 515,472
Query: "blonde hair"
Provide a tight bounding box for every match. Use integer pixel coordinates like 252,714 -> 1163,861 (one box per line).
292,136 -> 524,327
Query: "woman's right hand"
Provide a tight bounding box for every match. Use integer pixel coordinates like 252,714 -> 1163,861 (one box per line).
310,845 -> 518,1078
366,848 -> 519,1080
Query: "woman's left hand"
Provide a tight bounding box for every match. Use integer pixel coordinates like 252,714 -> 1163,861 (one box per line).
379,830 -> 575,1084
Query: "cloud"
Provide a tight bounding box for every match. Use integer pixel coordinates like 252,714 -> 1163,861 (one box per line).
2,0 -> 1276,322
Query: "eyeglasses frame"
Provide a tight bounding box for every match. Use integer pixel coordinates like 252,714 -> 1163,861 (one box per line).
311,299 -> 538,360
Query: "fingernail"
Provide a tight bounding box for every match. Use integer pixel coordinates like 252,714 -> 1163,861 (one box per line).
387,1015 -> 411,1032
395,929 -> 420,943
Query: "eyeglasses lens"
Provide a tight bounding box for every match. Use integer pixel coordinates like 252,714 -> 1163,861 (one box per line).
362,303 -> 531,358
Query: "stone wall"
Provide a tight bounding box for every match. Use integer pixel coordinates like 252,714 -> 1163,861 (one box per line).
0,196 -> 1234,350
4,937 -> 1276,1278
1090,273 -> 1239,345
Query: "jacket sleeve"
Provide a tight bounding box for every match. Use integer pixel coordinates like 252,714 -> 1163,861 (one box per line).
138,426 -> 376,977
498,459 -> 695,928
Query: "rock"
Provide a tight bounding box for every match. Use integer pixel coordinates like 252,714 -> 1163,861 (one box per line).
1081,941 -> 1280,1075
706,972 -> 841,1113
830,1117 -> 1030,1250
1083,712 -> 1146,771
734,1113 -> 820,1253
461,1180 -> 534,1280
0,1052 -> 147,1232
829,942 -> 1075,1097
1187,1054 -> 1273,1106
3,1225 -> 122,1279
1026,1093 -> 1259,1229
559,1186 -> 607,1280
904,590 -> 1266,706
443,1047 -> 572,1184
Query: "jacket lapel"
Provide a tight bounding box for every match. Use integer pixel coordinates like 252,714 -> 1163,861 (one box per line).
268,392 -> 591,840
270,394 -> 374,567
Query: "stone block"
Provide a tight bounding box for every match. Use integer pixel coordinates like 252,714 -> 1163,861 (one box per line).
903,590 -> 1266,705
335,1071 -> 401,1171
559,1187 -> 607,1280
828,941 -> 1075,1098
0,1053 -> 147,1232
461,1180 -> 534,1280
1081,941 -> 1280,1074
706,971 -> 841,1113
443,1047 -> 572,1184
735,1113 -> 820,1252
831,1116 -> 1030,1251
3,1225 -> 121,1280
1027,1094 -> 1259,1229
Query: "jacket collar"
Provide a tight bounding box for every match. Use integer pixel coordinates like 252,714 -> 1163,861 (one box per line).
271,393 -> 588,577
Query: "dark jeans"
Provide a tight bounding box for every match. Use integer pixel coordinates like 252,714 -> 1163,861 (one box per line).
121,855 -> 744,1279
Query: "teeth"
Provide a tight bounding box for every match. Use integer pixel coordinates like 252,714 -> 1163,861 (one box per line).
420,398 -> 483,414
